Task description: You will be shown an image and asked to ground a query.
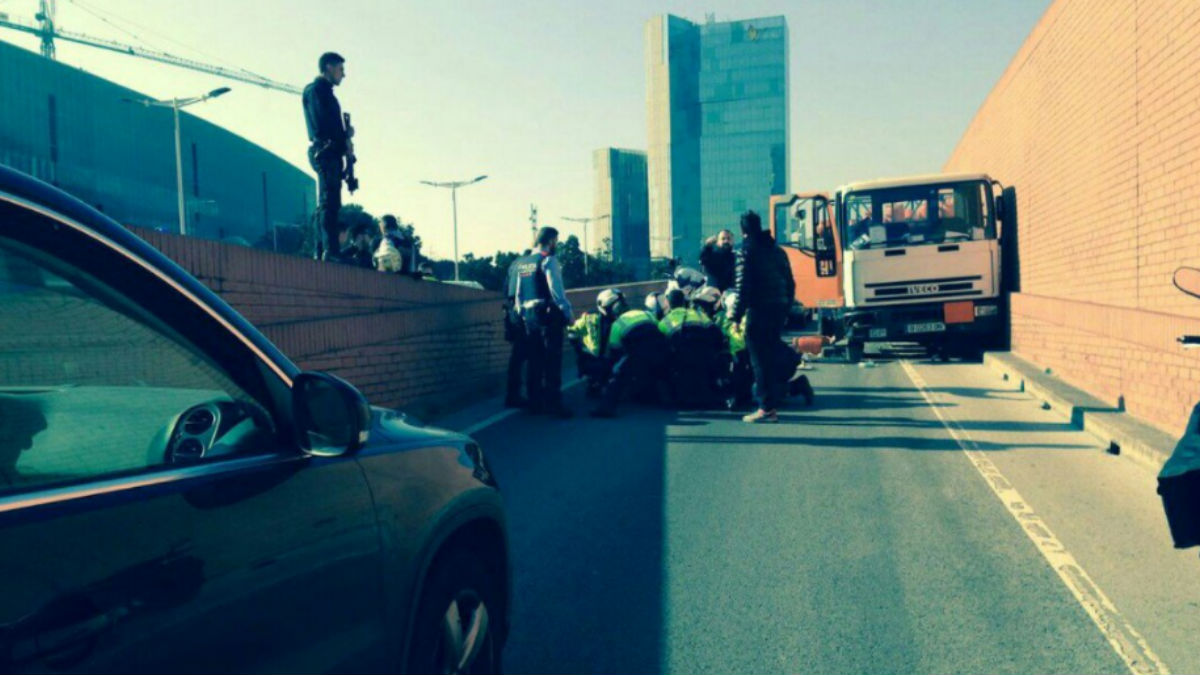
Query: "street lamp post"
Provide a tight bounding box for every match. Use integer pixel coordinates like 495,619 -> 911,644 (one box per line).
123,87 -> 231,236
420,175 -> 489,281
561,214 -> 609,277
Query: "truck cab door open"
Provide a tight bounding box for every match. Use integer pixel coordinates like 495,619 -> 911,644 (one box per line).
771,193 -> 842,312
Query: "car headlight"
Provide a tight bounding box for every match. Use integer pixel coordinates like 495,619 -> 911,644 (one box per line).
975,304 -> 999,317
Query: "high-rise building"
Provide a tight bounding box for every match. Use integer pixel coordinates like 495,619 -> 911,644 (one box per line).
645,14 -> 788,264
593,148 -> 650,279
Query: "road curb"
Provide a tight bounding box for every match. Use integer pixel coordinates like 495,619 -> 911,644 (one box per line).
983,352 -> 1175,473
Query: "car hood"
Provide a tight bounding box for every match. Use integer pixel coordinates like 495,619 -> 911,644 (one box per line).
365,405 -> 471,449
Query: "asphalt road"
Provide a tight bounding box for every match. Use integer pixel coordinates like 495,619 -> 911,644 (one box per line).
462,348 -> 1200,675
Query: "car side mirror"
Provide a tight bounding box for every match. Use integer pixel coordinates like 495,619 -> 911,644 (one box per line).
292,372 -> 371,456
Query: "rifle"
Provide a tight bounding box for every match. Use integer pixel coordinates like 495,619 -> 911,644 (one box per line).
343,112 -> 359,193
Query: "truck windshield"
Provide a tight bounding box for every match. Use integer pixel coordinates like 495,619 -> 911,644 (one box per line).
842,181 -> 993,250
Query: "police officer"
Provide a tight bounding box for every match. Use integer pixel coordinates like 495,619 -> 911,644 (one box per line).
644,291 -> 665,321
513,227 -> 574,418
503,253 -> 529,408
716,290 -> 754,409
567,289 -> 623,397
590,292 -> 668,418
658,289 -> 725,408
303,52 -> 352,261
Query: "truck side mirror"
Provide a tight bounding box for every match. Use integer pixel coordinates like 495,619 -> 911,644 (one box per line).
999,186 -> 1020,293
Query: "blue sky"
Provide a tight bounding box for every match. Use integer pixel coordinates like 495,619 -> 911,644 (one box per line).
1,0 -> 1049,259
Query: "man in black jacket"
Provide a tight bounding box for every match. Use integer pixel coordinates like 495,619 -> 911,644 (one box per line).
303,52 -> 351,261
728,210 -> 795,423
699,229 -> 736,291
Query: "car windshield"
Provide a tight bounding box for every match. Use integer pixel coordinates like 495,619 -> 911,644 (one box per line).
843,181 -> 993,250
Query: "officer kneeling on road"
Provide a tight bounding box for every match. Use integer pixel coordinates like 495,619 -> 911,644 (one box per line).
659,288 -> 726,409
590,290 -> 668,418
568,289 -> 624,398
715,290 -> 755,410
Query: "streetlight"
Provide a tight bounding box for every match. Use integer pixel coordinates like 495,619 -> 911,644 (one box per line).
122,87 -> 231,236
561,214 -> 609,277
419,174 -> 489,281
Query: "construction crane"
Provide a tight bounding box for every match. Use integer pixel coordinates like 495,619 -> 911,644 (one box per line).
0,0 -> 302,94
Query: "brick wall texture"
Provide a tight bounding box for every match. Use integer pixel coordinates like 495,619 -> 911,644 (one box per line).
131,230 -> 659,420
944,0 -> 1200,434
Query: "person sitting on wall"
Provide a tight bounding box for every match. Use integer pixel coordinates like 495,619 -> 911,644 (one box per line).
373,215 -> 414,273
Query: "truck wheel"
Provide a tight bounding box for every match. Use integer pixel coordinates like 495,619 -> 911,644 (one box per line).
846,340 -> 865,363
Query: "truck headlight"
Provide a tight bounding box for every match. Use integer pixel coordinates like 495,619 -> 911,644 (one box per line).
975,304 -> 999,317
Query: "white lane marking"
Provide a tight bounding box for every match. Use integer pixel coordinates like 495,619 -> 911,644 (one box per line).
899,360 -> 1170,675
461,378 -> 583,436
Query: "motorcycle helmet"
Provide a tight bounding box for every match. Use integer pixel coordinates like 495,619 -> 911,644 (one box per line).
596,288 -> 627,318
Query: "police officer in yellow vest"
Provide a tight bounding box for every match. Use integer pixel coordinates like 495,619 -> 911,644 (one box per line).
715,290 -> 754,408
658,288 -> 726,408
567,289 -> 624,397
590,291 -> 668,418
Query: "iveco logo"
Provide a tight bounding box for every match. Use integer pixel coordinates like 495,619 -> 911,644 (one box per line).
908,284 -> 940,295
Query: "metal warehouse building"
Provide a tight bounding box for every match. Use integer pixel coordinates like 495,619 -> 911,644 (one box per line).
0,40 -> 313,243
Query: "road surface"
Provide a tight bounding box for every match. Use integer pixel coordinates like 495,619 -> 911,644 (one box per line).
463,350 -> 1200,674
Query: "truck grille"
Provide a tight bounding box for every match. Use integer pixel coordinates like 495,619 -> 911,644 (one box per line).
864,275 -> 983,303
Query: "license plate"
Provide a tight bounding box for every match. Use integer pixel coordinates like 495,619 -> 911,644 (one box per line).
906,321 -> 946,334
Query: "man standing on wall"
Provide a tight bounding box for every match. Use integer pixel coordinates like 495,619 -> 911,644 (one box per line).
302,52 -> 352,261
728,210 -> 795,423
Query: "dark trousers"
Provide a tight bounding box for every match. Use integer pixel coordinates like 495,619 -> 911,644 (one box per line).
745,305 -> 789,411
599,346 -> 661,413
313,156 -> 343,259
505,334 -> 528,402
729,351 -> 754,404
526,316 -> 566,411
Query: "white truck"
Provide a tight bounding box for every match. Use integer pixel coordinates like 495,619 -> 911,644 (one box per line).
774,173 -> 1019,362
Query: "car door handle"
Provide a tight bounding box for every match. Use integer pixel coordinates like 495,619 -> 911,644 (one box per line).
2,596 -> 128,666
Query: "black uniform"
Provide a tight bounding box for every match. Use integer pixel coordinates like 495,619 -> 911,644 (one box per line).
729,230 -> 795,411
302,77 -> 348,260
512,251 -> 570,414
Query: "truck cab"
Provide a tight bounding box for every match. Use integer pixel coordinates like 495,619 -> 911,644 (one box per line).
769,193 -> 842,333
773,174 -> 1017,361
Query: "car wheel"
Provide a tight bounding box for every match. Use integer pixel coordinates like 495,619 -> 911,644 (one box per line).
406,551 -> 503,675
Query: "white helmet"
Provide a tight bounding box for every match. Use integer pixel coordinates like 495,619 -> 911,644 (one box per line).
671,267 -> 707,299
692,286 -> 722,318
596,288 -> 627,318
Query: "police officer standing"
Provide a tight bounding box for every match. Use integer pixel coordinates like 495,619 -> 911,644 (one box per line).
503,252 -> 529,408
302,52 -> 351,261
513,227 -> 574,418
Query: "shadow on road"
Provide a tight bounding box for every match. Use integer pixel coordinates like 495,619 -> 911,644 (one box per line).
665,433 -> 1095,452
473,387 -> 668,674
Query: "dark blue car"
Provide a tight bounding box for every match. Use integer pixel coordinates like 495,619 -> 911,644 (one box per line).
0,165 -> 509,673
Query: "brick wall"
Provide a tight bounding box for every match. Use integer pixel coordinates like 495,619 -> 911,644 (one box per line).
944,0 -> 1200,434
133,230 -> 659,420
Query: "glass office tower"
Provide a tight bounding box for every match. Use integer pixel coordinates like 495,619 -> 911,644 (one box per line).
593,148 -> 650,279
645,14 -> 788,265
